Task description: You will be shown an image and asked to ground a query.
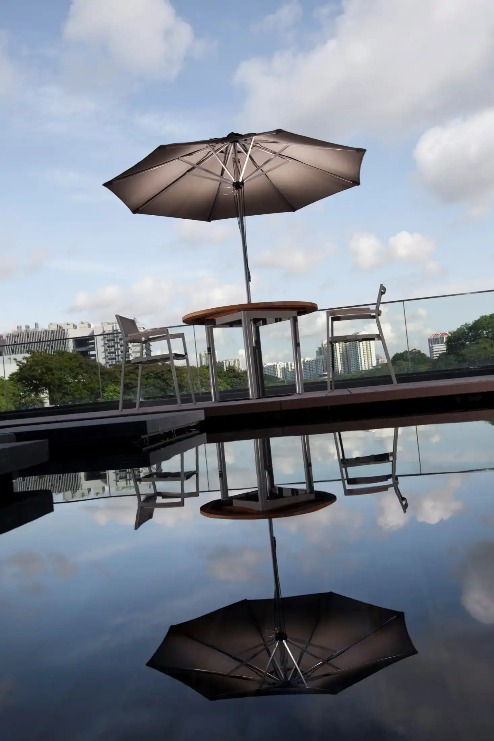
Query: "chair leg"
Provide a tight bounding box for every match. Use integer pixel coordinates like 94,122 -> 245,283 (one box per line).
325,312 -> 331,392
330,317 -> 337,391
182,335 -> 195,404
136,364 -> 143,410
376,316 -> 397,384
166,334 -> 181,404
119,341 -> 127,412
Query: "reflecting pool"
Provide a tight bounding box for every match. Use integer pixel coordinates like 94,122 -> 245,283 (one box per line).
1,416 -> 494,739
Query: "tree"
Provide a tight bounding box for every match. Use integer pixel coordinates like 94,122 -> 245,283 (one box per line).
446,314 -> 494,363
391,349 -> 432,372
11,351 -> 101,406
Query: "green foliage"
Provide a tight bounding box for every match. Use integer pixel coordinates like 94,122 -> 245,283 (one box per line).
445,314 -> 494,364
391,348 -> 433,372
11,351 -> 102,406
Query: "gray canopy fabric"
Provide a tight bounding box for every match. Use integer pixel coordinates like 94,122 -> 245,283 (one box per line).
146,591 -> 417,700
103,130 -> 366,302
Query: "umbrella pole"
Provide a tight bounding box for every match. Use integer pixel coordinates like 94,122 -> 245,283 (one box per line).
233,183 -> 252,304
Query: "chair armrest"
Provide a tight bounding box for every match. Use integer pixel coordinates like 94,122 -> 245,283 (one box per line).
126,327 -> 175,341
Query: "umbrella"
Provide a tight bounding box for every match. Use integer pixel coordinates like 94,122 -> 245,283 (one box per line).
103,130 -> 366,302
147,522 -> 416,699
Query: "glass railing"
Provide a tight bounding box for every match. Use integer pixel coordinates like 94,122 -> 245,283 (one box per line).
1,288 -> 493,413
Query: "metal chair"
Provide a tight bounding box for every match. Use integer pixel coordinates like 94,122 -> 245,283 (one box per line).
325,284 -> 396,391
116,315 -> 195,411
132,448 -> 200,529
334,428 -> 408,512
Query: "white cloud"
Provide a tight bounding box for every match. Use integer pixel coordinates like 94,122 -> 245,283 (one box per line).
251,2 -> 302,33
69,273 -> 243,323
255,224 -> 336,276
461,542 -> 494,624
0,254 -> 18,280
208,546 -> 266,583
256,244 -> 328,275
235,0 -> 494,137
388,232 -> 435,263
350,231 -> 438,271
174,220 -> 232,246
350,233 -> 383,270
414,108 -> 494,215
63,0 -> 195,82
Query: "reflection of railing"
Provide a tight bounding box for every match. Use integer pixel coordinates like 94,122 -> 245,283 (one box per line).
1,288 -> 494,411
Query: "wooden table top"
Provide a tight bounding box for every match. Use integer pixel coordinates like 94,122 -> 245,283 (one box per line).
200,491 -> 336,519
182,300 -> 318,325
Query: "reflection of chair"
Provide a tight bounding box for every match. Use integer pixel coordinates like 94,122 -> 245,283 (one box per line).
116,314 -> 195,412
334,428 -> 408,512
325,284 -> 396,390
132,449 -> 200,529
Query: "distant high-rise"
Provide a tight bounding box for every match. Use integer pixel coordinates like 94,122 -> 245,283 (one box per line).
320,334 -> 376,376
428,332 -> 449,359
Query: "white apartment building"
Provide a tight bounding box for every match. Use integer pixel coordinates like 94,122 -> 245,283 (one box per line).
428,332 -> 449,359
217,358 -> 241,371
263,361 -> 295,381
320,334 -> 376,376
0,320 -> 148,369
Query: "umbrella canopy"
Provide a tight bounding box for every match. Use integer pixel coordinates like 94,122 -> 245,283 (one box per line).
104,129 -> 366,302
146,591 -> 417,700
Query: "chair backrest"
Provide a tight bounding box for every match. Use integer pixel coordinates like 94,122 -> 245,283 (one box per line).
375,284 -> 386,312
115,314 -> 139,338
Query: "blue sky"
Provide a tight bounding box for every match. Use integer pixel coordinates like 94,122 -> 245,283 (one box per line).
1,0 -> 494,361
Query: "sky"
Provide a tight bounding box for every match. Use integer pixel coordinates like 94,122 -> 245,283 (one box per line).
1,0 -> 494,362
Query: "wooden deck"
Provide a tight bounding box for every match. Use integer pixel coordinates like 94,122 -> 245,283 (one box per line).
1,375 -> 493,441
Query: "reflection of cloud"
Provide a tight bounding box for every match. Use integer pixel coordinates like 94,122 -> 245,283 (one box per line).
378,474 -> 464,531
377,490 -> 408,531
88,496 -> 195,528
207,546 -> 266,583
0,551 -> 77,593
460,542 -> 494,624
415,475 -> 463,524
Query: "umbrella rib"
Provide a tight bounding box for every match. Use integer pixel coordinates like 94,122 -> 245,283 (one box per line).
291,593 -> 325,673
305,613 -> 402,677
255,143 -> 360,186
132,148 -> 218,213
312,651 -> 413,680
244,149 -> 298,212
206,142 -> 234,222
178,631 -> 274,680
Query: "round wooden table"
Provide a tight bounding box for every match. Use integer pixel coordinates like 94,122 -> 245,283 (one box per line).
200,491 -> 336,520
183,301 -> 318,326
182,301 -> 318,400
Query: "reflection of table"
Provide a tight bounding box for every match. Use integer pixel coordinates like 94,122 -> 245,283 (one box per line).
182,301 -> 318,400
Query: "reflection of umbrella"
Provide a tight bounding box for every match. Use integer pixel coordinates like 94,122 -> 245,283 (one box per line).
104,130 -> 365,301
147,522 -> 417,699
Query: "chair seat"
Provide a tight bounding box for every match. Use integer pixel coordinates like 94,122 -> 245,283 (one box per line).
130,352 -> 186,364
330,311 -> 377,320
346,474 -> 392,485
342,453 -> 392,467
139,471 -> 197,482
345,484 -> 393,495
329,333 -> 380,343
139,500 -> 185,508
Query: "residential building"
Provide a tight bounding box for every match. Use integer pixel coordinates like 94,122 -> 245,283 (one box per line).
0,320 -> 149,369
428,332 -> 449,359
320,334 -> 377,376
217,358 -> 241,371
